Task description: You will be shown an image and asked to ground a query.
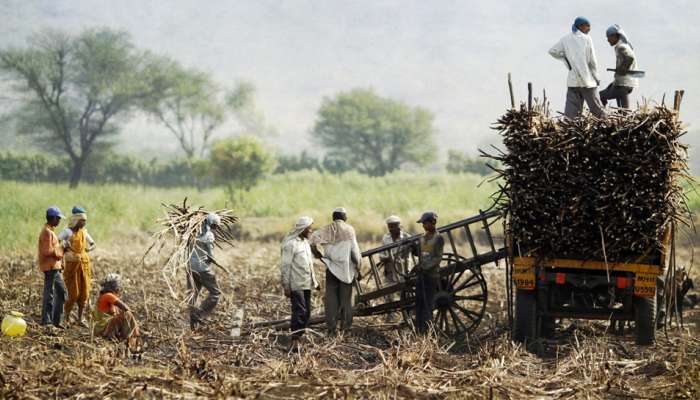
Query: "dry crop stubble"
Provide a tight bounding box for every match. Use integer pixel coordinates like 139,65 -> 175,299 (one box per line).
0,241 -> 698,399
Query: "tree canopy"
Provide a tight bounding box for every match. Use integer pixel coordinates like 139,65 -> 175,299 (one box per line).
312,88 -> 437,176
0,28 -> 172,187
210,136 -> 276,200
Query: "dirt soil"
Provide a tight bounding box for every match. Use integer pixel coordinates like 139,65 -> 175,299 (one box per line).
1,241 -> 698,399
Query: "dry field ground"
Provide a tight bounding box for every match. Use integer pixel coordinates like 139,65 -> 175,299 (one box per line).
1,239 -> 698,399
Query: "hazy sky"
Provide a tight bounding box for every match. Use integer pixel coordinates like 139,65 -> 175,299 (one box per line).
1,0 -> 699,159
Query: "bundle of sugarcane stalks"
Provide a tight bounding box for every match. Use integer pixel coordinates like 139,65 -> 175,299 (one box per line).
143,198 -> 239,298
485,93 -> 692,262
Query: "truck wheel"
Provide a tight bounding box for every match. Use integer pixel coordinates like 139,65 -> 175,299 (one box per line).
634,295 -> 656,345
513,289 -> 537,344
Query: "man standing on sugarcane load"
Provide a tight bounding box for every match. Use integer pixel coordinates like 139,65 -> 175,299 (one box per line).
59,206 -> 96,327
414,211 -> 444,335
280,216 -> 319,351
310,207 -> 361,336
379,215 -> 411,322
38,206 -> 67,329
599,24 -> 638,109
187,213 -> 223,330
549,16 -> 606,118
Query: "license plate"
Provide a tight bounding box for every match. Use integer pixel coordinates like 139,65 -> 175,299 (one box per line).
513,266 -> 536,290
634,273 -> 657,297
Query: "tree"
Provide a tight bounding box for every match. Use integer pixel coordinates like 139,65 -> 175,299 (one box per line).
210,136 -> 275,200
145,62 -> 224,160
0,28 -> 171,187
312,88 -> 437,176
445,150 -> 495,175
226,82 -> 277,137
275,150 -> 322,174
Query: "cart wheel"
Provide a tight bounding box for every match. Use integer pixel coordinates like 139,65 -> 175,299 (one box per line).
401,253 -> 488,339
634,295 -> 656,345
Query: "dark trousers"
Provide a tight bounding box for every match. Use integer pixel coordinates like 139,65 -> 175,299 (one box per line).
600,83 -> 633,108
415,272 -> 437,334
290,290 -> 311,338
564,87 -> 605,118
187,269 -> 222,321
41,270 -> 67,326
325,272 -> 353,334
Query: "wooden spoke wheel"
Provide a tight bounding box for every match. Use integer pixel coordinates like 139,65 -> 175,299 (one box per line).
401,253 -> 488,338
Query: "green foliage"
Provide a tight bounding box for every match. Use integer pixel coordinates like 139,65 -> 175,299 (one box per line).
144,60 -> 225,159
0,28 -> 174,187
312,88 -> 437,176
210,136 -> 276,199
445,150 -> 495,175
275,150 -> 322,174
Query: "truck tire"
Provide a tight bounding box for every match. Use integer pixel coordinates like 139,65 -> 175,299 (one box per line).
634,295 -> 656,345
513,289 -> 537,344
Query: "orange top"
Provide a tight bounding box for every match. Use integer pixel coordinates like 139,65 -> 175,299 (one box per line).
97,292 -> 119,314
37,224 -> 63,272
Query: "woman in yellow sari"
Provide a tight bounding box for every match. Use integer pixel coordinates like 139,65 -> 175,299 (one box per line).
59,206 -> 96,327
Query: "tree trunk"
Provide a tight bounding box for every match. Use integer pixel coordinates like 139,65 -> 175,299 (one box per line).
68,157 -> 85,188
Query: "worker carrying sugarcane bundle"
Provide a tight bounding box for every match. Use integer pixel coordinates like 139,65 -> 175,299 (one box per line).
600,24 -> 639,109
549,16 -> 606,119
187,213 -> 224,330
58,206 -> 96,327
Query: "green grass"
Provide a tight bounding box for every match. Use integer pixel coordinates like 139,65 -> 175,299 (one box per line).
1,171 -> 498,251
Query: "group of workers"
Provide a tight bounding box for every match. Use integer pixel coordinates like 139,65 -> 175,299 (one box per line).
549,17 -> 639,118
37,206 -> 138,345
278,208 -> 444,349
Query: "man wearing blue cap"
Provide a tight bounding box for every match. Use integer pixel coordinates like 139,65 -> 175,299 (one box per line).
599,24 -> 638,109
38,206 -> 68,328
414,211 -> 444,334
549,16 -> 606,118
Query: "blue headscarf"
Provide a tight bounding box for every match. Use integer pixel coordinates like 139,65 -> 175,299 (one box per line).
72,206 -> 86,214
606,24 -> 633,49
572,16 -> 590,33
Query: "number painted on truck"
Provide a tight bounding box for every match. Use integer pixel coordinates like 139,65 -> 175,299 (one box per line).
513,266 -> 535,290
634,273 -> 657,297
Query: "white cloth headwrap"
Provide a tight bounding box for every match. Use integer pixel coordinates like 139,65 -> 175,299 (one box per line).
606,24 -> 632,49
282,216 -> 313,245
206,213 -> 222,226
333,207 -> 347,214
385,215 -> 401,224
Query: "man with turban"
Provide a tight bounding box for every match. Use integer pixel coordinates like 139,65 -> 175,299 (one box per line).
280,216 -> 319,349
599,24 -> 638,109
549,16 -> 606,118
58,206 -> 96,327
187,213 -> 223,330
310,207 -> 361,336
380,215 -> 412,322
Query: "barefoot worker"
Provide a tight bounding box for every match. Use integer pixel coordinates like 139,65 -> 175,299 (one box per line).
93,273 -> 139,346
59,206 -> 96,327
38,206 -> 67,328
280,216 -> 319,347
310,208 -> 361,336
414,211 -> 444,335
187,213 -> 223,329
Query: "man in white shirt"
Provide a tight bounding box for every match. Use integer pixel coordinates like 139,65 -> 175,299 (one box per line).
549,16 -> 605,119
310,207 -> 361,336
599,24 -> 638,109
380,215 -> 411,321
280,216 -> 318,345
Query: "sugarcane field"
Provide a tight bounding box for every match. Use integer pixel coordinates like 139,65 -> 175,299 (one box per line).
1,2 -> 700,400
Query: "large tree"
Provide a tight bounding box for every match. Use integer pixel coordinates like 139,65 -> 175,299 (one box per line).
0,28 -> 171,187
312,88 -> 437,176
145,62 -> 225,160
210,136 -> 276,201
